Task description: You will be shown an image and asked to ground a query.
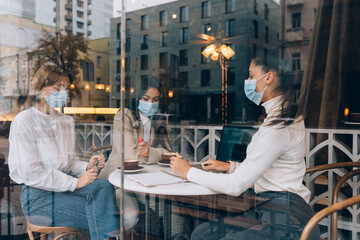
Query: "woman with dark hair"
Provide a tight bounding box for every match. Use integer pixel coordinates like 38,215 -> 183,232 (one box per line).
170,57 -> 320,239
99,86 -> 171,179
8,65 -> 120,239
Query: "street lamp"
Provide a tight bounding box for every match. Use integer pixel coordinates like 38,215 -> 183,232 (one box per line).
201,44 -> 235,125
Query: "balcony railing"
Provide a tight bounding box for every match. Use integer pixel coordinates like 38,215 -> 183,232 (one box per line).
65,3 -> 72,10
286,28 -> 304,42
65,13 -> 73,21
65,23 -> 73,32
287,0 -> 304,7
74,122 -> 360,239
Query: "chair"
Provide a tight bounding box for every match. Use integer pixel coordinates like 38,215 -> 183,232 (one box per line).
27,221 -> 86,240
302,164 -> 360,240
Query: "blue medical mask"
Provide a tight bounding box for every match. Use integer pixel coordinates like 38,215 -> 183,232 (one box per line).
138,100 -> 159,117
44,91 -> 68,108
244,73 -> 269,105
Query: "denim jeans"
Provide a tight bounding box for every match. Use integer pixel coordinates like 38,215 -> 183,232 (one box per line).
191,191 -> 320,240
21,179 -> 120,240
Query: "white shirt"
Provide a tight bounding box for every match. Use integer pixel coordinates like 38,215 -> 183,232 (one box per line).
187,96 -> 311,203
140,112 -> 151,143
8,107 -> 87,192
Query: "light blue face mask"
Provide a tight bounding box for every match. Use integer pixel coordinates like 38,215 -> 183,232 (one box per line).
138,100 -> 159,117
244,73 -> 269,105
44,91 -> 68,108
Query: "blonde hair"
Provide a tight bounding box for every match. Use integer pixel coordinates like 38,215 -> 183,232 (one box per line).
21,65 -> 68,110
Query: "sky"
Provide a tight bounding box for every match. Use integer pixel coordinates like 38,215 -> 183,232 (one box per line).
113,0 -> 178,16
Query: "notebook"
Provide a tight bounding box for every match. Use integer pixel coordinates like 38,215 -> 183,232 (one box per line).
127,171 -> 187,187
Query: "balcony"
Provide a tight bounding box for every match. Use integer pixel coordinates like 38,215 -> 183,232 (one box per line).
286,28 -> 304,42
65,13 -> 73,21
65,3 -> 72,10
87,30 -> 92,36
87,9 -> 92,15
87,0 -> 91,4
287,0 -> 304,7
65,23 -> 73,32
87,19 -> 92,25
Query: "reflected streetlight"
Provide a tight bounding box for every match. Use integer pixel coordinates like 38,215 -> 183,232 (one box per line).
201,44 -> 235,125
168,90 -> 174,98
84,83 -> 90,90
70,83 -> 75,89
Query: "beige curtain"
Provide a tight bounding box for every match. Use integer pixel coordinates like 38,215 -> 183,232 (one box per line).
298,0 -> 360,128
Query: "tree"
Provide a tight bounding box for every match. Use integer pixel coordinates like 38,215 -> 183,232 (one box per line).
31,31 -> 90,96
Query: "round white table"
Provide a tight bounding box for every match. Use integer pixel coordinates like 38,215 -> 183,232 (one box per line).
108,164 -> 218,239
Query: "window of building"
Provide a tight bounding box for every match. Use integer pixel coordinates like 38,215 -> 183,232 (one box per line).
202,23 -> 211,35
141,35 -> 148,50
125,57 -> 130,72
141,15 -> 149,30
116,60 -> 121,74
159,11 -> 168,26
116,99 -> 120,108
179,71 -> 188,88
228,44 -> 235,60
141,75 -> 148,90
116,84 -> 121,92
180,6 -> 189,22
253,20 -> 258,38
201,47 -> 211,64
82,62 -> 94,81
292,53 -> 301,71
179,27 -> 188,44
201,1 -> 211,18
160,31 -> 167,47
77,11 -> 83,18
253,0 -> 258,14
265,3 -> 269,20
252,44 -> 257,58
96,77 -> 101,84
225,0 -> 235,14
228,67 -> 235,85
125,76 -> 130,92
226,19 -> 236,37
77,21 -> 84,29
77,0 -> 83,8
126,19 -> 131,31
179,50 -> 188,66
96,56 -> 102,68
141,55 -> 148,70
117,23 -> 121,39
265,26 -> 269,43
160,52 -> 167,68
117,41 -> 121,55
292,13 -> 301,28
201,69 -> 211,87
126,37 -> 131,52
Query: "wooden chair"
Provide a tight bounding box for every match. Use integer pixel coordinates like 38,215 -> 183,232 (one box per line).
301,165 -> 360,240
27,221 -> 86,240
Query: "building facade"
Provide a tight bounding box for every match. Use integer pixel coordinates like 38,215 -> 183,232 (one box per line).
110,0 -> 279,123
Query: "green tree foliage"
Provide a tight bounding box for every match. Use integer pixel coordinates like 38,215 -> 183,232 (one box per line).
31,31 -> 90,95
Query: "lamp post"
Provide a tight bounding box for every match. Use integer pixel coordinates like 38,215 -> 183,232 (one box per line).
202,44 -> 235,125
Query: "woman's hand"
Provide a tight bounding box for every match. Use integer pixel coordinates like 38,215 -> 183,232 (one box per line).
170,153 -> 191,179
202,159 -> 230,172
76,167 -> 98,189
138,141 -> 149,157
87,154 -> 105,170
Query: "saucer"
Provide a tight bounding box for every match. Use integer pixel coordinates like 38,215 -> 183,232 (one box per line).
117,166 -> 144,173
157,160 -> 171,166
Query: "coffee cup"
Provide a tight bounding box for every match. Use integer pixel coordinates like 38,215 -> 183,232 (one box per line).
161,152 -> 177,163
124,159 -> 140,170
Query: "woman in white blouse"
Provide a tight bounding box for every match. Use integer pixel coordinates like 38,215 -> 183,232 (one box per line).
8,65 -> 119,239
170,57 -> 320,239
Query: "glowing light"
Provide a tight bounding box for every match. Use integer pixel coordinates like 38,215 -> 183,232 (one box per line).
95,84 -> 105,90
211,50 -> 219,61
85,83 -> 90,90
220,45 -> 235,59
172,14 -> 177,19
130,87 -> 134,94
207,27 -> 211,32
121,86 -> 125,92
168,91 -> 174,98
344,107 -> 349,117
122,58 -> 125,68
70,84 -> 75,89
105,85 -> 111,92
201,44 -> 216,58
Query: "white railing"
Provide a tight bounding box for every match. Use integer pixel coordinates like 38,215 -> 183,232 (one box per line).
75,123 -> 360,238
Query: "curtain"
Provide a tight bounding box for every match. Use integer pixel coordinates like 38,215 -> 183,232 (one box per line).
298,0 -> 360,128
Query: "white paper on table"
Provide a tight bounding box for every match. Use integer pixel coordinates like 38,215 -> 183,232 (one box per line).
127,171 -> 187,187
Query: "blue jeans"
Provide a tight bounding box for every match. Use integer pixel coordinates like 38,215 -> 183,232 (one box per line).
191,191 -> 320,240
21,179 -> 120,240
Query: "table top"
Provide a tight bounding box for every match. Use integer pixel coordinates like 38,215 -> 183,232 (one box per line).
108,164 -> 218,196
